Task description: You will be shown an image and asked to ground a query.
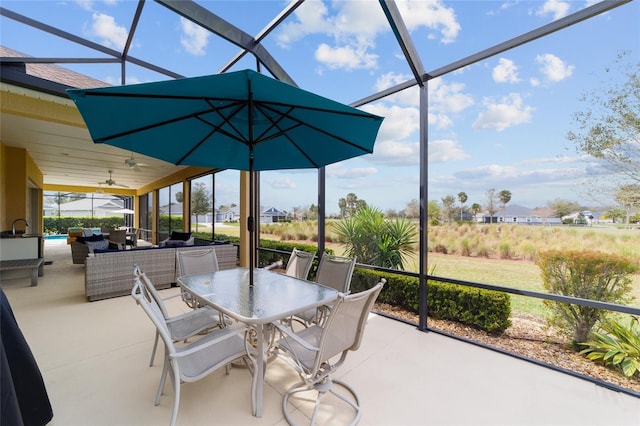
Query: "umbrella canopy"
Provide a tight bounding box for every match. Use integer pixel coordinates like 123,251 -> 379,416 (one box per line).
67,69 -> 383,285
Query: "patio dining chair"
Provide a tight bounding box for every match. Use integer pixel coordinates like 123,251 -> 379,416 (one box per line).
107,228 -> 127,250
133,265 -> 223,367
176,248 -> 220,309
284,248 -> 315,280
264,248 -> 315,280
131,277 -> 254,426
273,280 -> 385,426
292,254 -> 356,327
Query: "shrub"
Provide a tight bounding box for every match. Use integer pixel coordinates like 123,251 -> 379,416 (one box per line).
537,250 -> 637,344
499,241 -> 511,259
460,238 -> 471,256
351,268 -> 511,334
580,316 -> 640,378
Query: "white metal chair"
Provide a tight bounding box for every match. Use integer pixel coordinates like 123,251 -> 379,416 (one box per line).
273,280 -> 385,426
131,276 -> 254,426
284,248 -> 315,280
293,254 -> 356,327
176,248 -> 220,309
133,265 -> 223,367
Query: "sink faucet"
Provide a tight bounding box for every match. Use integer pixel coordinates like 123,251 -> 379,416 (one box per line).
12,218 -> 30,235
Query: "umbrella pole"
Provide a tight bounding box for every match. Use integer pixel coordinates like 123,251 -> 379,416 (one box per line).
248,151 -> 255,287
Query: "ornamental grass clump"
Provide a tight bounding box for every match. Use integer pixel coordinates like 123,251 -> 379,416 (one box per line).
537,250 -> 637,344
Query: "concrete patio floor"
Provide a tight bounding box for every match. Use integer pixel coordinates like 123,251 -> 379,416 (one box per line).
1,239 -> 638,425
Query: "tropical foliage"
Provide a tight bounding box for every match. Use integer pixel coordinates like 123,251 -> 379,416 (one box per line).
332,206 -> 416,270
580,316 -> 640,378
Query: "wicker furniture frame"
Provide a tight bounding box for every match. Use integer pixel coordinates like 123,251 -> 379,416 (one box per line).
84,244 -> 238,301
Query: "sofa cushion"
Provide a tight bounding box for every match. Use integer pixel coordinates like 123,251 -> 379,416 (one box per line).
76,234 -> 105,244
163,239 -> 185,247
86,239 -> 109,251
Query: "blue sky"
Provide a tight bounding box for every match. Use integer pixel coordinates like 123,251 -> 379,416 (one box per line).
2,0 -> 638,215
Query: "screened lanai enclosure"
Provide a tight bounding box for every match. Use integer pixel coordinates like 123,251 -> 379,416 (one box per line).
1,0 -> 639,399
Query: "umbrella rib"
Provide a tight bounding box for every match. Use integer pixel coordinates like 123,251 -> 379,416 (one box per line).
258,98 -> 378,119
257,102 -> 374,154
250,103 -> 320,168
178,103 -> 252,164
92,101 -> 240,143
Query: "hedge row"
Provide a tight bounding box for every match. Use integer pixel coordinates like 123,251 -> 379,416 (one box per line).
199,233 -> 333,274
44,216 -> 125,234
351,268 -> 512,334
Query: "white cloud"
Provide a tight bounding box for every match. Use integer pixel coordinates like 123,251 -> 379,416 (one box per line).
536,53 -> 574,82
429,78 -> 475,114
315,43 -> 378,70
371,140 -> 420,165
277,0 -> 461,71
492,58 -> 521,83
371,74 -> 473,130
180,17 -> 209,56
472,93 -> 533,131
536,0 -> 571,20
326,165 -> 378,179
455,164 -> 519,180
373,72 -> 419,106
360,103 -> 419,142
429,139 -> 470,163
265,176 -> 297,190
396,0 -> 461,44
75,1 -> 94,11
88,13 -> 127,50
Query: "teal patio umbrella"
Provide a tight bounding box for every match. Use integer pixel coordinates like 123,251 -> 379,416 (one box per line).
67,69 -> 383,285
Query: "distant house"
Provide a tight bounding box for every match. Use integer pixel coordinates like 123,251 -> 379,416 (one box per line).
260,206 -> 288,223
51,197 -> 124,217
561,210 -> 611,225
213,206 -> 288,223
215,207 -> 238,223
479,204 -> 562,225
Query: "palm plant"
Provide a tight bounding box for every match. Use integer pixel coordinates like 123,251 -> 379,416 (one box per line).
332,206 -> 417,270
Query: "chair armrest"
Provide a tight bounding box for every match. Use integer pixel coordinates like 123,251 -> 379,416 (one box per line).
105,239 -> 123,250
171,325 -> 249,358
262,260 -> 283,271
272,321 -> 319,352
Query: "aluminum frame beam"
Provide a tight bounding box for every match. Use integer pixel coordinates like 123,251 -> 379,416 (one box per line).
379,0 -> 425,87
351,0 -> 631,108
155,0 -> 295,85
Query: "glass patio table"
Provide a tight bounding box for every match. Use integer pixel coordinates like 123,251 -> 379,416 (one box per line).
177,267 -> 338,417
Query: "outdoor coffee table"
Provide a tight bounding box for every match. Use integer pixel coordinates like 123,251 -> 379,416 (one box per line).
177,267 -> 338,417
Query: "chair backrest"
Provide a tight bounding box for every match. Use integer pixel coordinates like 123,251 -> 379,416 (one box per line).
176,248 -> 219,277
133,265 -> 171,320
108,229 -> 127,244
315,254 -> 356,293
131,276 -> 177,354
285,248 -> 315,280
314,280 -> 384,371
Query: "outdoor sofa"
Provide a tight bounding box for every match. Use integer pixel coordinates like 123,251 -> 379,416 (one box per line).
84,243 -> 238,301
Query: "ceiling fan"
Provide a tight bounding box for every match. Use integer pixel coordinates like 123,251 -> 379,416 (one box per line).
124,153 -> 148,172
99,170 -> 129,188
